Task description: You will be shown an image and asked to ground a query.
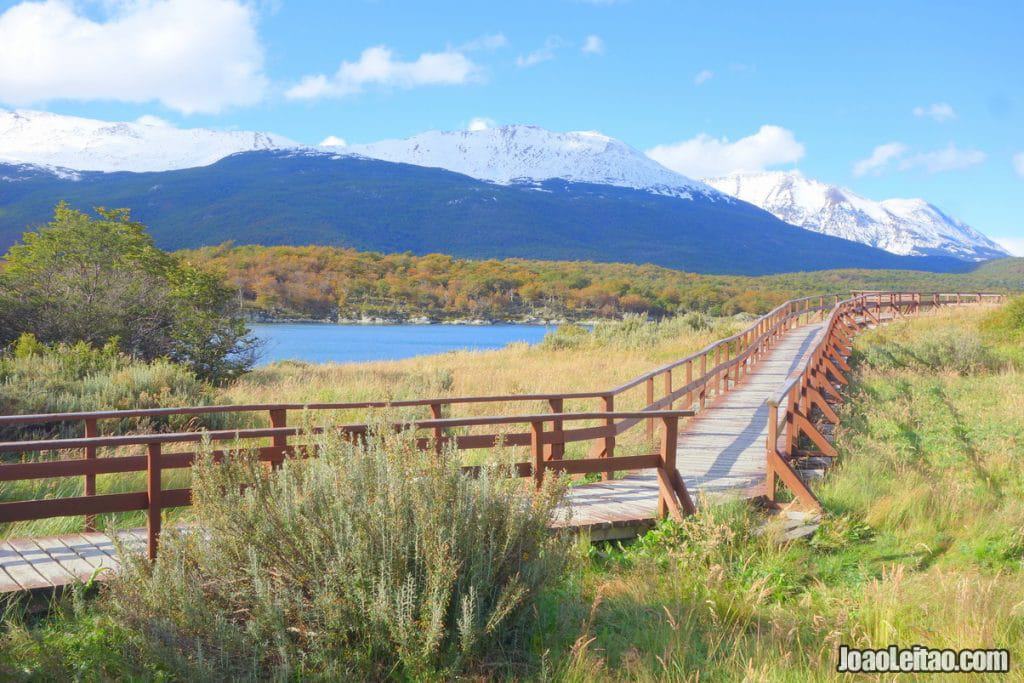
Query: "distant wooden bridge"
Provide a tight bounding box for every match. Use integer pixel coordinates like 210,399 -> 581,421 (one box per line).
0,291 -> 1002,592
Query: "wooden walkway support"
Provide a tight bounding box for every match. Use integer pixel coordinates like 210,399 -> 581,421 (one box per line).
558,320 -> 824,537
0,291 -> 1004,592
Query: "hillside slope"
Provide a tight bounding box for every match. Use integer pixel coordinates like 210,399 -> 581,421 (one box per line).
0,151 -> 971,276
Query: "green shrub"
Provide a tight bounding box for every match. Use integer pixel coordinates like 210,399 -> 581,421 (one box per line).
0,334 -> 217,440
808,514 -> 874,553
981,294 -> 1024,342
539,322 -> 592,350
857,327 -> 1001,375
540,313 -> 740,351
0,203 -> 258,382
103,429 -> 569,679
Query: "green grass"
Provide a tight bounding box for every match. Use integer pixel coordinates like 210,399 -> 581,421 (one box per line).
526,305 -> 1024,681
3,303 -> 1024,680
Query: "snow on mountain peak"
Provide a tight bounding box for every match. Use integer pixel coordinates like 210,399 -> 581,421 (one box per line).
704,170 -> 1008,261
0,108 -> 296,173
340,124 -> 715,199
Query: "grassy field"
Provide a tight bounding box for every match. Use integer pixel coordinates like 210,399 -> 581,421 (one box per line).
1,313 -> 745,538
530,305 -> 1024,680
2,303 -> 1023,679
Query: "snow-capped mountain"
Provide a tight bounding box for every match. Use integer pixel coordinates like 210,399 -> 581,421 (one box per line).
704,171 -> 1008,261
0,109 -> 1005,263
0,109 -> 295,173
333,125 -> 716,199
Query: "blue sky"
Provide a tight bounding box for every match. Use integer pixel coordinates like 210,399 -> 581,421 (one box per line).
0,0 -> 1021,252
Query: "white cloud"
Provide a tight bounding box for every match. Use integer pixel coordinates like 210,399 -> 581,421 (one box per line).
516,37 -> 564,68
852,142 -> 909,177
693,69 -> 714,85
900,144 -> 986,173
1013,152 -> 1024,177
913,102 -> 957,122
319,135 -> 347,147
646,125 -> 805,177
853,141 -> 985,176
581,35 -> 605,55
460,33 -> 507,51
0,0 -> 266,114
994,237 -> 1024,257
467,117 -> 495,131
287,45 -> 481,100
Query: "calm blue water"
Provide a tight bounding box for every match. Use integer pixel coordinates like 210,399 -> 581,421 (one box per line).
250,323 -> 554,365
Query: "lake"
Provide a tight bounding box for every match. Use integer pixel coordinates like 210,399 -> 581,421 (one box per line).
250,323 -> 556,365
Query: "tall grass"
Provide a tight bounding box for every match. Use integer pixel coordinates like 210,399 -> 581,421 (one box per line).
0,334 -> 217,440
105,428 -> 569,679
5,305 -> 1024,680
3,429 -> 570,679
538,305 -> 1024,680
2,313 -> 739,539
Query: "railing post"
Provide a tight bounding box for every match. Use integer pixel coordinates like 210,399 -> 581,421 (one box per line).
429,402 -> 444,454
765,402 -> 778,502
736,338 -> 745,382
269,408 -> 287,469
601,394 -> 615,479
656,414 -> 683,518
147,442 -> 162,561
685,360 -> 694,410
531,420 -> 545,489
737,337 -> 744,380
699,354 -> 707,409
715,345 -> 723,396
783,388 -> 797,456
645,376 -> 655,440
548,398 -> 564,460
663,369 -> 673,410
84,418 -> 98,532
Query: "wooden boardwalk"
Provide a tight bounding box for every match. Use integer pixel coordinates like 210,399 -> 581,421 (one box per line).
0,531 -> 143,591
0,322 -> 828,590
561,322 -> 825,538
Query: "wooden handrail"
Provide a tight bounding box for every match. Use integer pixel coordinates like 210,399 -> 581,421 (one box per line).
0,410 -> 695,454
760,290 -> 1003,511
1,410 -> 697,559
0,290 -> 1005,561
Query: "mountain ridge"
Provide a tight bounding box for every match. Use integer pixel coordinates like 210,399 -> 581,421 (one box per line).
704,170 -> 1007,261
336,125 -> 716,199
0,109 -> 1005,265
0,150 -> 973,276
0,108 -> 295,173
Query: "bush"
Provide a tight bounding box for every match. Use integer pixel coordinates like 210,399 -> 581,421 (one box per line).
103,429 -> 570,679
0,203 -> 258,382
540,313 -> 739,351
857,327 -> 1001,375
981,294 -> 1024,342
0,334 -> 217,440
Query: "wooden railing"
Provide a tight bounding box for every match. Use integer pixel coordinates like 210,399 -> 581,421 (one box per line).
0,410 -> 694,559
763,291 -> 1004,510
0,290 -> 1005,557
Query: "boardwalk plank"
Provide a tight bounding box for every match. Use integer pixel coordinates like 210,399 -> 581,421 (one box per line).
2,322 -> 827,593
6,537 -> 74,589
30,537 -> 96,582
563,323 -> 824,530
0,542 -> 54,591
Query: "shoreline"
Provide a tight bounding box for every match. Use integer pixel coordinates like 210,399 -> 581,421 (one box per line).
247,317 -> 604,327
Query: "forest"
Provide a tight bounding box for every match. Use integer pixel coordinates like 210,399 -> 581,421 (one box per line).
183,243 -> 1024,322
